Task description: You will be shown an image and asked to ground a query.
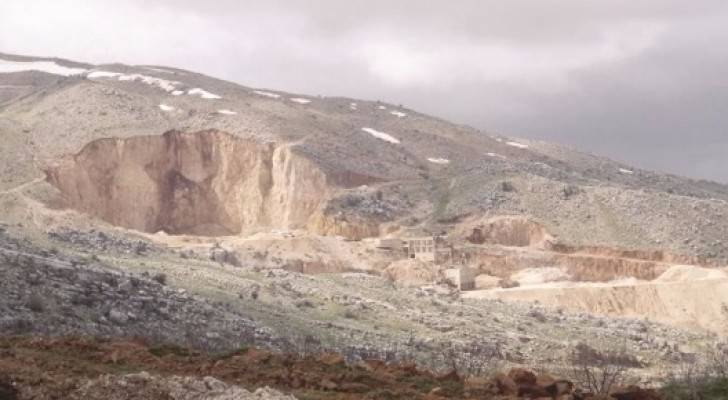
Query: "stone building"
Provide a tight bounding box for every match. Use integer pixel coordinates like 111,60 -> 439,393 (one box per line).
402,235 -> 453,264
444,266 -> 476,291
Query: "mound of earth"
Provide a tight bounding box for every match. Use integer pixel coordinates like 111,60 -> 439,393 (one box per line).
381,259 -> 442,286
653,264 -> 728,282
458,216 -> 553,248
510,267 -> 571,286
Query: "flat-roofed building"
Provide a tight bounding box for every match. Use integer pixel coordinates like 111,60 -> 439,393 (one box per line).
401,235 -> 452,264
444,266 -> 476,291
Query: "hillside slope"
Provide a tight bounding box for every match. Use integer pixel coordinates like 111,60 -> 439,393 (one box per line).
2,53 -> 728,261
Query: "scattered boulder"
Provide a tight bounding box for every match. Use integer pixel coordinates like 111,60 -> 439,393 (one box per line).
381,259 -> 440,287
508,368 -> 538,386
0,376 -> 18,400
494,373 -> 518,396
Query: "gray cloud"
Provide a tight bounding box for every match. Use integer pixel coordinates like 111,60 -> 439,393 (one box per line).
1,0 -> 727,182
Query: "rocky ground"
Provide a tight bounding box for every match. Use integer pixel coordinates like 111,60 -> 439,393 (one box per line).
0,227 -> 718,381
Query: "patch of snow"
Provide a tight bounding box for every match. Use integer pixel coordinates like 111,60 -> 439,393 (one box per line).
290,97 -> 311,104
89,71 -> 182,93
506,141 -> 529,149
427,157 -> 450,165
349,102 -> 358,110
158,104 -> 175,112
0,59 -> 87,76
390,111 -> 407,118
495,138 -> 503,142
143,66 -> 177,74
87,70 -> 122,79
188,88 -> 221,99
487,152 -> 507,159
217,109 -> 237,115
618,168 -> 634,175
118,74 -> 180,92
253,90 -> 280,99
378,105 -> 387,110
361,127 -> 400,144
171,90 -> 184,96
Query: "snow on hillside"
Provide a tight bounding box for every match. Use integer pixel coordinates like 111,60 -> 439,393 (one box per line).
88,71 -> 181,93
390,111 -> 407,118
119,74 -> 179,92
188,88 -> 221,99
290,97 -> 311,104
0,59 -> 87,76
158,104 -> 175,111
217,109 -> 237,115
427,157 -> 450,164
362,127 -> 400,144
506,141 -> 529,149
253,90 -> 280,99
142,66 -> 177,74
87,71 -> 122,79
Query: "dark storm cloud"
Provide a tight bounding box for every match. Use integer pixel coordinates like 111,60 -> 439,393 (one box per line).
2,1 -> 727,181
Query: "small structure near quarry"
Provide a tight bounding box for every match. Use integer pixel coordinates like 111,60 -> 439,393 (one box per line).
377,235 -> 454,264
444,265 -> 476,291
404,236 -> 437,261
378,234 -> 477,290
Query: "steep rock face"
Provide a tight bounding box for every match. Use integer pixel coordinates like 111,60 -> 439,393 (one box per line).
45,130 -> 331,235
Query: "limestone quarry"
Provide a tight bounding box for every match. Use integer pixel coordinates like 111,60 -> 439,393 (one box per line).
2,52 -> 728,398
45,129 -> 331,236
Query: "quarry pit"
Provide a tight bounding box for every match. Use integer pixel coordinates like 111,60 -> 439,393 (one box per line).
44,130 -> 334,236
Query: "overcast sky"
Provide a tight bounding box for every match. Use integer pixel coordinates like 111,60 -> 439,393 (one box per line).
2,1 -> 728,182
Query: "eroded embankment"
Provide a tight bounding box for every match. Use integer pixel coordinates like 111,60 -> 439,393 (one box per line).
466,265 -> 728,336
467,246 -> 672,282
45,130 -> 335,236
456,215 -> 709,282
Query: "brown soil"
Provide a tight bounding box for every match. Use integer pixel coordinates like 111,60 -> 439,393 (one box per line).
0,336 -> 659,400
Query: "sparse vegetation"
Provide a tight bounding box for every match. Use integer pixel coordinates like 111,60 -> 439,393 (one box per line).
152,272 -> 167,285
148,344 -> 194,358
27,293 -> 45,313
662,346 -> 728,400
567,343 -> 632,395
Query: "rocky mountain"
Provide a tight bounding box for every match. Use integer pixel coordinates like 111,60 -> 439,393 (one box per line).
1,52 -> 728,398
2,52 -> 728,259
